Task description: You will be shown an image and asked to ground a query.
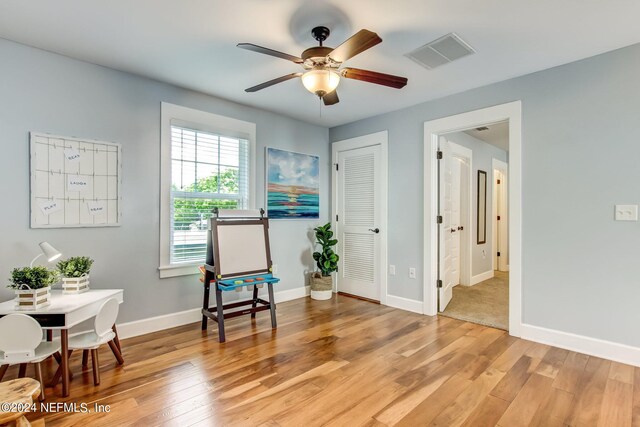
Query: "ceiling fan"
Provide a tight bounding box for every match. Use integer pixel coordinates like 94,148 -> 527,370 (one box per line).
238,26 -> 408,106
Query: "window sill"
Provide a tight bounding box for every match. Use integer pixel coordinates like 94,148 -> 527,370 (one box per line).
158,263 -> 202,278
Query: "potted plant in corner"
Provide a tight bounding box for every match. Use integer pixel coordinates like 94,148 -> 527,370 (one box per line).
8,266 -> 59,310
57,256 -> 93,294
311,223 -> 339,300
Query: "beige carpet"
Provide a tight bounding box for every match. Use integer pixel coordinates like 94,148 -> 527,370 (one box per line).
440,271 -> 508,330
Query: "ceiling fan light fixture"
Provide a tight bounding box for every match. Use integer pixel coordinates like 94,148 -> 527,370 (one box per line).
301,69 -> 340,97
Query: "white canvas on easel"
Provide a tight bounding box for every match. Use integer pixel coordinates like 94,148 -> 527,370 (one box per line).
30,132 -> 122,228
216,224 -> 269,276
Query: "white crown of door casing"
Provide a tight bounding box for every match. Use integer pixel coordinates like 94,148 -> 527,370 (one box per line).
424,101 -> 522,337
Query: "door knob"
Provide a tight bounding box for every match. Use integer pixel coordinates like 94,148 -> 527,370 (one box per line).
451,228 -> 456,233
458,226 -> 464,231
369,228 -> 380,234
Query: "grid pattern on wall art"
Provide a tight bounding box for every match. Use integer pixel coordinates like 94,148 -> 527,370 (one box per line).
30,132 -> 122,228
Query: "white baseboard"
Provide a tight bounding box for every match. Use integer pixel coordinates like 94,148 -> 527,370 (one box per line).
273,285 -> 310,303
117,307 -> 201,340
385,294 -> 423,314
116,285 -> 310,340
521,323 -> 640,367
469,270 -> 494,286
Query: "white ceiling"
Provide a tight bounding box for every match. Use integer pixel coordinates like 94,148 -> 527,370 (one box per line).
464,121 -> 510,152
1,1 -> 639,127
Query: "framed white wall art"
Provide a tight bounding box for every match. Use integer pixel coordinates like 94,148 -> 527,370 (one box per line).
30,132 -> 122,228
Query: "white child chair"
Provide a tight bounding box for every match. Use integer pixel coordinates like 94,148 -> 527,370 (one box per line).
52,298 -> 123,386
0,314 -> 61,401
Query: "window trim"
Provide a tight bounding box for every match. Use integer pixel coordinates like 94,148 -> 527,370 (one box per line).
159,102 -> 256,278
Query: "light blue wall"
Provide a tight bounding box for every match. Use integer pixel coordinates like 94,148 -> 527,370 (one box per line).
330,43 -> 640,347
0,38 -> 329,326
444,131 -> 507,277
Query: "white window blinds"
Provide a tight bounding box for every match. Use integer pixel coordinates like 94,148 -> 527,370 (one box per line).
170,125 -> 249,264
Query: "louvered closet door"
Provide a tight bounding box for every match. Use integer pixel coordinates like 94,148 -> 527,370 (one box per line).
337,144 -> 381,301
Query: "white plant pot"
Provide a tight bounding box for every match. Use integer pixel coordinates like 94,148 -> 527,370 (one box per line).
310,289 -> 333,300
14,286 -> 51,310
62,274 -> 90,294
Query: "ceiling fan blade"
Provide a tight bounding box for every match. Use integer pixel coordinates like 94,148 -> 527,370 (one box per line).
341,68 -> 408,89
323,90 -> 339,106
327,29 -> 382,63
237,43 -> 304,64
245,73 -> 303,92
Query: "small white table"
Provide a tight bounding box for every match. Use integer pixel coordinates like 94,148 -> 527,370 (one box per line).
0,289 -> 124,397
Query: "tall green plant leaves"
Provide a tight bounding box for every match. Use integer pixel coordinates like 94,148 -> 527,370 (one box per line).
312,223 -> 339,277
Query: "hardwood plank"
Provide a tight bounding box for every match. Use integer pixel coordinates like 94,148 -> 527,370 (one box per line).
535,346 -> 569,379
8,295 -> 632,427
490,355 -> 541,402
565,356 -> 611,426
393,374 -> 473,427
552,351 -> 590,393
610,361 -> 635,385
375,350 -> 476,425
496,373 -> 554,427
597,378 -> 633,427
460,395 -> 510,427
529,387 -> 574,427
633,367 -> 640,427
429,367 -> 506,426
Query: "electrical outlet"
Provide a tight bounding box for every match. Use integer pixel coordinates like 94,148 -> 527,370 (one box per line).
409,268 -> 416,279
272,264 -> 278,274
615,205 -> 638,221
389,265 -> 396,275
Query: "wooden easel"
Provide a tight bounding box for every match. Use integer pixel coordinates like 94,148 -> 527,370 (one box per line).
201,209 -> 280,342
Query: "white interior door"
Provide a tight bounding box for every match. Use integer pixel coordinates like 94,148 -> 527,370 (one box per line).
450,158 -> 462,287
336,144 -> 381,301
439,137 -> 467,311
494,162 -> 509,271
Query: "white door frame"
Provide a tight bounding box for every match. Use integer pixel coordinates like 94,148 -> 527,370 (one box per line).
332,131 -> 388,305
492,158 -> 509,272
424,101 -> 522,336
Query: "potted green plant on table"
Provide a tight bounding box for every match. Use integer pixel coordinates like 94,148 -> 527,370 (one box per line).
311,223 -> 339,300
57,256 -> 93,294
8,266 -> 59,310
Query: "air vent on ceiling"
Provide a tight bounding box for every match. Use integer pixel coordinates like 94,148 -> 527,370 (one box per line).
405,33 -> 475,70
476,126 -> 489,131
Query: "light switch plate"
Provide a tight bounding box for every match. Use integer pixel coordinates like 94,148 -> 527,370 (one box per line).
409,268 -> 416,279
389,265 -> 396,276
615,205 -> 638,221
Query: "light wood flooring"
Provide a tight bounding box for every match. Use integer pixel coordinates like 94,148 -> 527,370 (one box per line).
2,295 -> 636,426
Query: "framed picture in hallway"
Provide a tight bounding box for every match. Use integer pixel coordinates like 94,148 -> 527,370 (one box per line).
266,148 -> 320,219
477,170 -> 487,244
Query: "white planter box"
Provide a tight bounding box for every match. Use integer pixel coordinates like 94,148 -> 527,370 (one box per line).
62,275 -> 90,294
14,286 -> 51,310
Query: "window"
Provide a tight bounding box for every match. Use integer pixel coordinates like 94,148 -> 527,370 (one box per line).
170,127 -> 249,263
160,103 -> 255,278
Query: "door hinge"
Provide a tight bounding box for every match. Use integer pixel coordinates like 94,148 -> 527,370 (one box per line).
437,215 -> 443,224
335,163 -> 339,171
497,179 -> 501,184
336,214 -> 339,221
497,215 -> 501,220
437,280 -> 443,288
436,150 -> 443,160
497,252 -> 501,257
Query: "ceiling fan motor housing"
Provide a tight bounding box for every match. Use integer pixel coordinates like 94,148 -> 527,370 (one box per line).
311,26 -> 331,44
301,46 -> 335,67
